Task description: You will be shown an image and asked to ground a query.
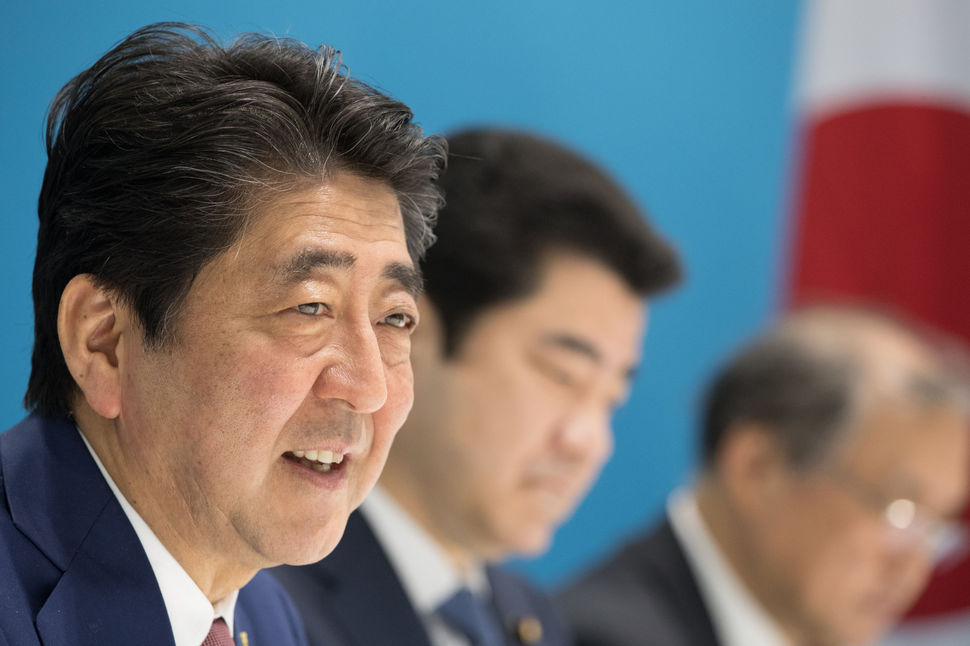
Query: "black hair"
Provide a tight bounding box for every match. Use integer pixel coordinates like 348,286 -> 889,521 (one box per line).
27,22 -> 445,416
426,128 -> 681,355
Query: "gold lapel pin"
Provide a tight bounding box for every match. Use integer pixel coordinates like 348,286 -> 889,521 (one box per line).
515,616 -> 542,644
240,631 -> 250,646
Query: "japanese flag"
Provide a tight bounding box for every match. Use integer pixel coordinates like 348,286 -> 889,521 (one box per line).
788,2 -> 970,643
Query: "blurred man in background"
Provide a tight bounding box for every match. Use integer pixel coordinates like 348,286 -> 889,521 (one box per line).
559,306 -> 970,646
273,128 -> 682,646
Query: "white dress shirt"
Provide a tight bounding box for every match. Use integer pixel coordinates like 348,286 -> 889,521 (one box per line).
668,487 -> 793,646
80,430 -> 238,646
360,486 -> 491,646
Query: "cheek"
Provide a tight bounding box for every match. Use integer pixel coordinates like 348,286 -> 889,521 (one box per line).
799,524 -> 885,616
232,347 -> 327,416
380,361 -> 415,432
191,352 -> 325,469
755,500 -> 849,592
367,362 -> 415,470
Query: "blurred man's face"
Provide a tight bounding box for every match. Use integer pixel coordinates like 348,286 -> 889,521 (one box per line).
112,172 -> 419,573
385,252 -> 645,563
748,396 -> 969,646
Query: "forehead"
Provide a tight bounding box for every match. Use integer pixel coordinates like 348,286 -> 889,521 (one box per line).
525,252 -> 642,315
182,172 -> 412,304
465,253 -> 646,362
838,395 -> 969,506
239,174 -> 406,253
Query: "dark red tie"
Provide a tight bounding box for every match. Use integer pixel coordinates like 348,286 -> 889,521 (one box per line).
201,618 -> 234,646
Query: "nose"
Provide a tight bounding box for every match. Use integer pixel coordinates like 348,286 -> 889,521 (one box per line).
312,318 -> 388,413
557,403 -> 614,467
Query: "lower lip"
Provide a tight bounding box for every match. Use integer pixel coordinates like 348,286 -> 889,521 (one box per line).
283,455 -> 349,491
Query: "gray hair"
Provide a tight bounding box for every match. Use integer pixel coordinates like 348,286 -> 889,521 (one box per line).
701,305 -> 969,471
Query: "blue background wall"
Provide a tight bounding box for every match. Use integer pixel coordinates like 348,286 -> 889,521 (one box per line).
1,1 -> 801,587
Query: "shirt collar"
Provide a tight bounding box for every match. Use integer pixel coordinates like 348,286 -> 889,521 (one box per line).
79,429 -> 239,646
668,487 -> 793,646
360,485 -> 489,615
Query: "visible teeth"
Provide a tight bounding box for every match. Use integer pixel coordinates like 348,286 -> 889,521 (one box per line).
291,449 -> 344,465
311,462 -> 332,473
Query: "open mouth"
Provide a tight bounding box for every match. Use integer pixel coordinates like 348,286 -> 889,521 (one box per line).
284,449 -> 346,473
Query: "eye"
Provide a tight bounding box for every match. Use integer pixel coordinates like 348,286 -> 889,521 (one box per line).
533,357 -> 578,388
294,302 -> 329,316
546,365 -> 577,387
382,312 -> 416,329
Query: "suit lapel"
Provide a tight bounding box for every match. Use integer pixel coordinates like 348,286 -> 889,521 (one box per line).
650,519 -> 722,646
1,416 -> 173,646
234,602 -> 257,646
312,512 -> 432,646
35,499 -> 174,646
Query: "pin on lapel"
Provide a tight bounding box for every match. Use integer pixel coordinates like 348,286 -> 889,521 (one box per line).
515,616 -> 542,644
239,631 -> 249,646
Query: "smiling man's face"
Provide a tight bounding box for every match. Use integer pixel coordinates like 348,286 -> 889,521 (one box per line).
109,171 -> 420,576
383,252 -> 646,565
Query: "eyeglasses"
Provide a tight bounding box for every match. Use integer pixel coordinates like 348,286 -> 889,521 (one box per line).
821,468 -> 967,565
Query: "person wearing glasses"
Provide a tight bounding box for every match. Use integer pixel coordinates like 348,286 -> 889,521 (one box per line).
558,305 -> 970,646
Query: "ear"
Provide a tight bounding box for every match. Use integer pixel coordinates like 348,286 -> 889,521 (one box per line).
716,422 -> 791,515
58,275 -> 126,419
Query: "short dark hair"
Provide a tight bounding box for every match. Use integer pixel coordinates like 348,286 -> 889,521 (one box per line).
26,22 -> 446,417
701,335 -> 856,470
425,128 -> 682,355
700,306 -> 970,470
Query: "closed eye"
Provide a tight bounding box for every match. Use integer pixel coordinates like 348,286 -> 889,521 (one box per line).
295,302 -> 329,316
530,353 -> 580,388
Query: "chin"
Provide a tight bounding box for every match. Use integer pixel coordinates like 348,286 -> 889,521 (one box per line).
823,620 -> 886,646
504,524 -> 556,559
268,519 -> 350,567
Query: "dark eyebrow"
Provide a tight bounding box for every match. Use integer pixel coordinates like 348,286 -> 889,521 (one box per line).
542,333 -> 601,362
383,262 -> 423,299
540,332 -> 639,381
275,249 -> 355,286
273,248 -> 421,299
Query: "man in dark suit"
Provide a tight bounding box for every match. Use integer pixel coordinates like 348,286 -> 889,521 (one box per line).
273,129 -> 682,646
558,307 -> 970,646
0,22 -> 445,646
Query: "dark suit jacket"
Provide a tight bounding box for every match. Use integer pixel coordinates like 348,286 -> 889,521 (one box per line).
272,510 -> 571,646
555,519 -> 721,646
0,414 -> 309,646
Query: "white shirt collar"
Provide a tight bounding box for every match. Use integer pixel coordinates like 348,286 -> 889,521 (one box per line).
361,486 -> 489,613
80,429 -> 238,646
668,487 -> 793,646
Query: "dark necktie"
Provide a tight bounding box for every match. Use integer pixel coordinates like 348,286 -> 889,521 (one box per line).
436,587 -> 505,646
202,618 -> 235,646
